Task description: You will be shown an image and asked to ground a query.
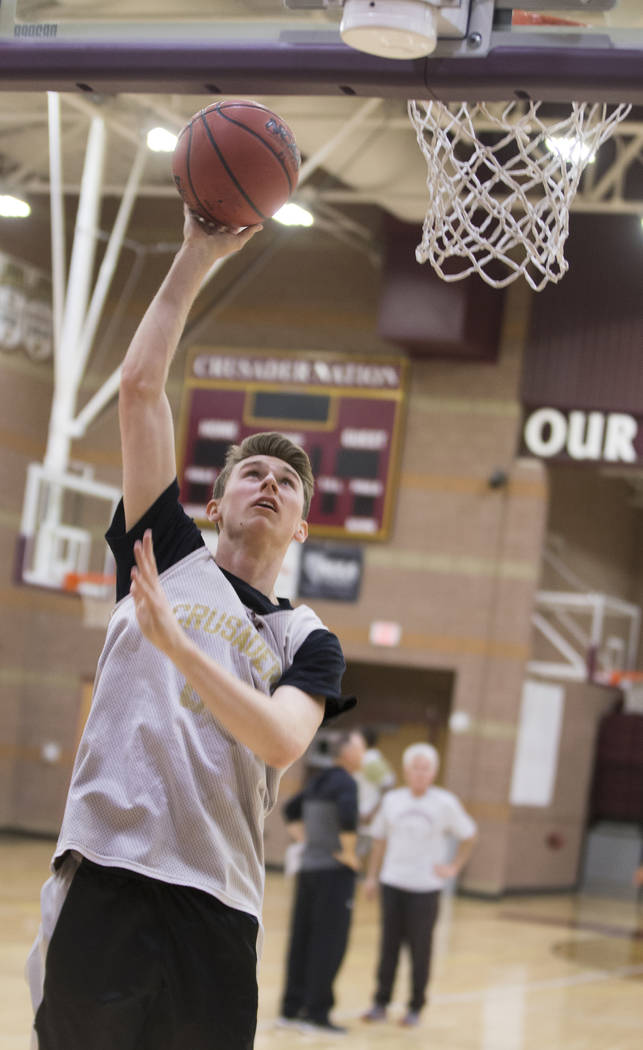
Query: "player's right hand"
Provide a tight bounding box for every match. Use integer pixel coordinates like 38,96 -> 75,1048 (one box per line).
182,205 -> 262,256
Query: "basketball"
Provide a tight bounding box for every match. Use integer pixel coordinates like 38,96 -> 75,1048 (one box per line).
172,99 -> 301,228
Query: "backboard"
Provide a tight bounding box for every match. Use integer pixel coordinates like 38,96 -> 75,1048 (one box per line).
17,461 -> 119,599
0,1 -> 641,101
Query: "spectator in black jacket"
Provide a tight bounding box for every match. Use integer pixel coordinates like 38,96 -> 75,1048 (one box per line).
277,730 -> 366,1034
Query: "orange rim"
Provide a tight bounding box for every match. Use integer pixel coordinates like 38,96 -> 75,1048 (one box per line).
512,11 -> 587,27
600,670 -> 643,686
63,571 -> 116,592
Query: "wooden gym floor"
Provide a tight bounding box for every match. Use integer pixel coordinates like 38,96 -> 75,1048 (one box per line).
2,834 -> 641,1050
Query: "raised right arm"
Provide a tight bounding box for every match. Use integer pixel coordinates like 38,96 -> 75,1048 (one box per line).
118,210 -> 261,530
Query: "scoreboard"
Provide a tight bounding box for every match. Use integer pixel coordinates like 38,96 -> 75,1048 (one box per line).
177,349 -> 408,541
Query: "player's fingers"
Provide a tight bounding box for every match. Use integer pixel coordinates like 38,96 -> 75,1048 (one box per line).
130,572 -> 147,613
133,531 -> 156,580
130,568 -> 151,606
193,212 -> 220,233
133,543 -> 146,581
183,204 -> 208,240
215,221 -> 262,244
142,529 -> 158,573
236,223 -> 263,246
215,222 -> 263,239
133,547 -> 152,593
131,560 -> 158,608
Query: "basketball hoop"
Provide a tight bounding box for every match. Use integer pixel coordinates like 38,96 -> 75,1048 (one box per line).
592,669 -> 643,688
593,669 -> 643,714
63,571 -> 115,597
407,99 -> 632,291
63,571 -> 115,629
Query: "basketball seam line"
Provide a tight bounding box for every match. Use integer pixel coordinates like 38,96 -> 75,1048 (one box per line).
199,111 -> 272,223
184,120 -> 221,226
215,106 -> 295,196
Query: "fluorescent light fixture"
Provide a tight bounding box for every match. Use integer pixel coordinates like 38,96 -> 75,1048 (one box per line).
0,194 -> 31,218
146,126 -> 178,152
272,202 -> 314,227
545,135 -> 595,166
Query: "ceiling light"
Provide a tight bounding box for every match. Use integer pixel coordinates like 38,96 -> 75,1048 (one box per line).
0,194 -> 31,218
340,0 -> 438,60
146,126 -> 178,152
545,135 -> 595,166
273,202 -> 314,227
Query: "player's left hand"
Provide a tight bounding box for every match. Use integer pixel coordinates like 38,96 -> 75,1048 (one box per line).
131,530 -> 183,655
333,848 -> 360,872
433,862 -> 459,879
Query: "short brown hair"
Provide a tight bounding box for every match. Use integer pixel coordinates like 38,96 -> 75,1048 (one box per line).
330,730 -> 365,760
212,431 -> 314,518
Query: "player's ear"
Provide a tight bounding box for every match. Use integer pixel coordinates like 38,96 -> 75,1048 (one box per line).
206,498 -> 222,525
293,519 -> 308,545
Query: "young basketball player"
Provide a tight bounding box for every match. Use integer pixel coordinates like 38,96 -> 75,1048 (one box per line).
27,209 -> 354,1050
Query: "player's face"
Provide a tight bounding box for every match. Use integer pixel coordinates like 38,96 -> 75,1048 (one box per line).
208,455 -> 308,546
404,755 -> 436,796
342,732 -> 367,774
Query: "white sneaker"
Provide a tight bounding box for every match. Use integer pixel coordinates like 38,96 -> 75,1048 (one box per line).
297,1018 -> 348,1035
400,1010 -> 421,1027
362,1005 -> 387,1022
275,1016 -> 301,1029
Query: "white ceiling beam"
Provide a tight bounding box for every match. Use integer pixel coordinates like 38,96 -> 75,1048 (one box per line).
585,132 -> 643,202
62,92 -> 143,148
45,114 -> 106,471
47,92 -> 66,359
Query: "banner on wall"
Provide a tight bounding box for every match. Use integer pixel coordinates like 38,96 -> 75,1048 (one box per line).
0,251 -> 53,362
298,542 -> 363,603
510,680 -> 564,808
521,405 -> 642,466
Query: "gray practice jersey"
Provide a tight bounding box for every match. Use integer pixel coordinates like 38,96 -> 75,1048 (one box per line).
55,537 -> 346,921
284,765 -> 359,872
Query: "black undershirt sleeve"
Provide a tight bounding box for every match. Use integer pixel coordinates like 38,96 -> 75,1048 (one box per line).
282,791 -> 304,823
273,629 -> 356,722
105,479 -> 204,602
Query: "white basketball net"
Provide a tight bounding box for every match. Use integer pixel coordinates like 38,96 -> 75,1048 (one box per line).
408,100 -> 631,291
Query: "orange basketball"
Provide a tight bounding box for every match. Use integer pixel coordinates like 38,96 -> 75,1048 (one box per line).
172,99 -> 301,228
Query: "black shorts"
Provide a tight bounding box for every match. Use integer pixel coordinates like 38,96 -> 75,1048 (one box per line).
35,858 -> 258,1050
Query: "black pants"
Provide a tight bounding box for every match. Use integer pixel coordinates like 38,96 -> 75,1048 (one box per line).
281,867 -> 356,1024
35,859 -> 258,1050
374,883 -> 440,1013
